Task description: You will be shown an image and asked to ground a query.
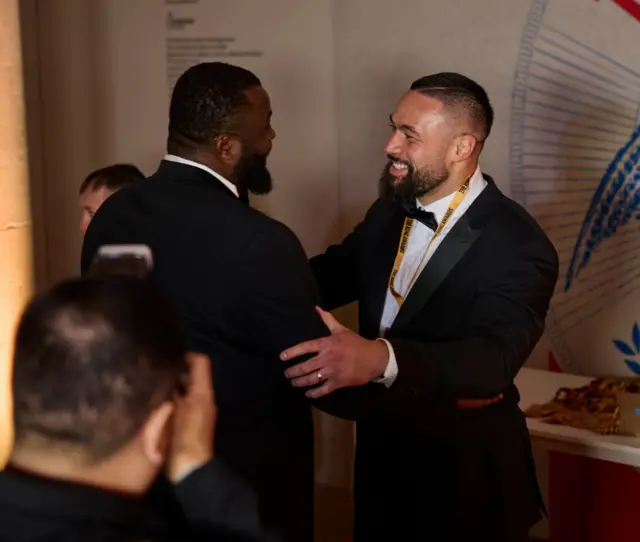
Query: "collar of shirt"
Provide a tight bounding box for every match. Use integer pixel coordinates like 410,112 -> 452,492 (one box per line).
416,165 -> 486,222
163,154 -> 239,198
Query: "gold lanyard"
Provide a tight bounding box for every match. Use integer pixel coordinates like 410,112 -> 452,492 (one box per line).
388,177 -> 471,307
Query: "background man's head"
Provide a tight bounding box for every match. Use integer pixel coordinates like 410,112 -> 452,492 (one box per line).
80,164 -> 144,232
381,72 -> 493,210
11,276 -> 187,493
167,62 -> 276,196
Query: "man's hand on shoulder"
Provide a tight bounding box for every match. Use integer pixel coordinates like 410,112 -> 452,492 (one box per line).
281,308 -> 389,398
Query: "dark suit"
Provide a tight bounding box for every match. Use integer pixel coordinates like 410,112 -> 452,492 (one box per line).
0,460 -> 278,541
81,159 -> 370,542
311,175 -> 559,541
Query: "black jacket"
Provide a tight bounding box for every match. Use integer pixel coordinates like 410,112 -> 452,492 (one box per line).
0,460 -> 279,542
81,159 -> 374,542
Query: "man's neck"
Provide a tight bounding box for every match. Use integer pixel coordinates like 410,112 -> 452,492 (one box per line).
11,446 -> 148,496
418,163 -> 477,206
166,149 -> 236,186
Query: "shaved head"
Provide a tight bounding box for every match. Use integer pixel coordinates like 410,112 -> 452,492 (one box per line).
409,72 -> 493,143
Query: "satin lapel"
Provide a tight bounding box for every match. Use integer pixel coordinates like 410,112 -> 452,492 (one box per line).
391,213 -> 481,330
365,209 -> 407,335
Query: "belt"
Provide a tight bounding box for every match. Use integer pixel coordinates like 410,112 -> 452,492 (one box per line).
456,393 -> 504,410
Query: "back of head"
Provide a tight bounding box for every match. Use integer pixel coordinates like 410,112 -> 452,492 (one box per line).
12,276 -> 187,464
168,61 -> 261,151
79,163 -> 145,196
410,72 -> 494,144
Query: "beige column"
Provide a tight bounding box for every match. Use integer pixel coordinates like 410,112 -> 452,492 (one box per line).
0,0 -> 35,467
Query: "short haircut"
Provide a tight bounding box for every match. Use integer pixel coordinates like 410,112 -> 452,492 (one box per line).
168,62 -> 261,149
410,72 -> 494,141
79,163 -> 145,195
12,276 -> 187,463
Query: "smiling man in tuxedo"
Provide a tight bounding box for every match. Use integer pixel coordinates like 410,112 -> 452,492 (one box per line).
282,73 -> 559,541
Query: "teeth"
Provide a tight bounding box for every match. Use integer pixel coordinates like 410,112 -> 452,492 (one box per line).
392,162 -> 408,169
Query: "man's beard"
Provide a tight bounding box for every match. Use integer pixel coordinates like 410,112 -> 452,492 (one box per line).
234,150 -> 273,196
379,156 -> 449,212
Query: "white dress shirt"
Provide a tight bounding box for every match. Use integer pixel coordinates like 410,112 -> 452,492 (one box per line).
375,166 -> 487,386
163,154 -> 239,198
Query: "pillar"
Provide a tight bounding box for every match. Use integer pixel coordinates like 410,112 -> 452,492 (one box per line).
0,0 -> 35,467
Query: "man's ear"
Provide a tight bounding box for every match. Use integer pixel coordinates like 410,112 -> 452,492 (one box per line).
140,401 -> 175,466
452,134 -> 477,162
215,134 -> 242,165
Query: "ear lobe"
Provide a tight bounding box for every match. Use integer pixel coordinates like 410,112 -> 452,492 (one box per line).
141,401 -> 175,467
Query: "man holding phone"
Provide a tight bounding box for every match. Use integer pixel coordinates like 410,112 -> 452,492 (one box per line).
0,275 -> 276,541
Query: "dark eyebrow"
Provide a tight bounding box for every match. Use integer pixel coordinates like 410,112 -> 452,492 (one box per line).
389,114 -> 420,138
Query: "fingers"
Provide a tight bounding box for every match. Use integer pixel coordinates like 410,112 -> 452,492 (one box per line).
284,357 -> 324,380
280,337 -> 328,362
315,306 -> 343,332
184,352 -> 214,401
290,366 -> 333,388
305,381 -> 334,399
167,352 -> 216,482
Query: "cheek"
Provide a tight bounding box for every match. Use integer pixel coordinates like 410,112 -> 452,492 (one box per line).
259,136 -> 272,156
414,142 -> 451,170
80,212 -> 91,231
441,141 -> 458,164
407,143 -> 431,169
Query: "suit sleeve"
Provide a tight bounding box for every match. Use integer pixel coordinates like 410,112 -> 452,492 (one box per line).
310,200 -> 383,310
310,233 -> 360,310
387,234 -> 559,402
230,221 -> 385,420
173,459 -> 281,541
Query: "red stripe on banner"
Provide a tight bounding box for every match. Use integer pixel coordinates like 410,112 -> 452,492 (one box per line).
547,351 -> 640,541
548,351 -> 562,373
612,0 -> 640,23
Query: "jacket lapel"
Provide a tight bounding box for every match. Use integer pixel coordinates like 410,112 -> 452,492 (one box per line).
389,175 -> 499,331
391,213 -> 481,330
364,209 -> 407,336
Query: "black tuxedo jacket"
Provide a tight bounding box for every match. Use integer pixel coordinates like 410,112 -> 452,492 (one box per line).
0,460 -> 278,541
81,160 -> 372,542
311,175 -> 559,542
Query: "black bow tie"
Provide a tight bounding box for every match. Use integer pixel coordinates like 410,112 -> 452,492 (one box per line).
407,208 -> 438,231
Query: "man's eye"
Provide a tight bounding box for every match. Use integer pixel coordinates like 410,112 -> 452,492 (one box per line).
389,124 -> 415,141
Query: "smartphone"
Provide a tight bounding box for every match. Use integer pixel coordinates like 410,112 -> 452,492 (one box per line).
87,244 -> 153,279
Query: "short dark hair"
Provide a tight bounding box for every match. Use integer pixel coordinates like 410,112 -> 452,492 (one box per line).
168,62 -> 261,149
410,72 -> 494,141
12,276 -> 187,463
79,163 -> 144,195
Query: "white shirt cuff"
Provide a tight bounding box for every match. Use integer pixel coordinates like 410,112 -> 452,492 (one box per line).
373,338 -> 398,387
